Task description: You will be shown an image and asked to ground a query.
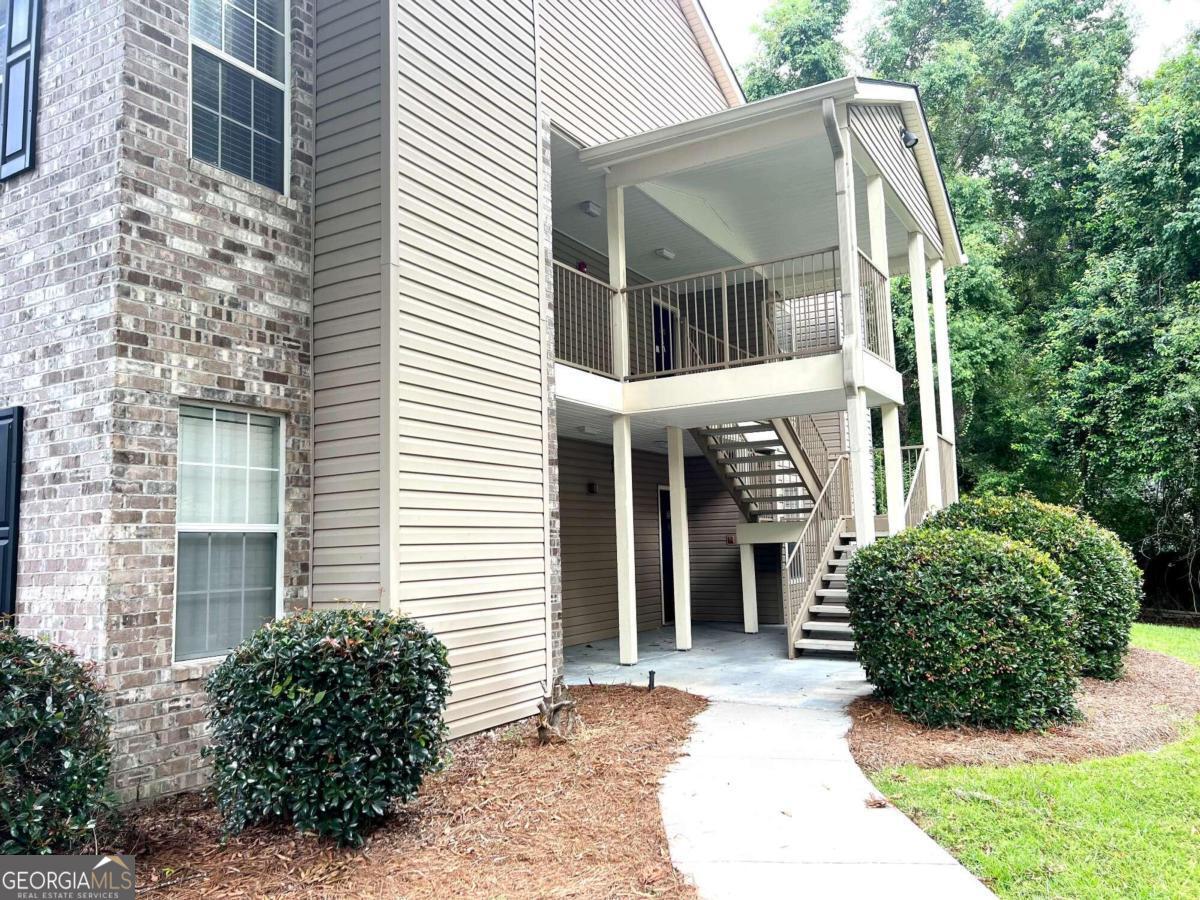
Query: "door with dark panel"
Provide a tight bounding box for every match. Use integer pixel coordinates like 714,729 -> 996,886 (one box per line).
0,406 -> 23,621
659,487 -> 674,624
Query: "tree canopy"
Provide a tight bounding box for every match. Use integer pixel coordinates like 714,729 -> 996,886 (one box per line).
742,0 -> 851,100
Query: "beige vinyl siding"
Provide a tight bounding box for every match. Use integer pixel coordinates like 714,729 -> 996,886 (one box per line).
559,438 -> 670,645
394,0 -> 548,739
685,457 -> 783,626
539,0 -> 729,146
811,410 -> 846,457
311,0 -> 385,608
849,104 -> 942,253
560,440 -> 782,646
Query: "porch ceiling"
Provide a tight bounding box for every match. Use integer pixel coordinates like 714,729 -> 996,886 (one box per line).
570,76 -> 965,270
555,398 -> 707,457
553,131 -> 911,281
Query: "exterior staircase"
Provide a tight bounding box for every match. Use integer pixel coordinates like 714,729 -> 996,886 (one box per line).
689,419 -> 825,522
794,531 -> 857,655
693,416 -> 860,659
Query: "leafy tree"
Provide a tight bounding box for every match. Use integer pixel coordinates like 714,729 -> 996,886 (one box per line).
1043,38 -> 1200,605
742,0 -> 850,99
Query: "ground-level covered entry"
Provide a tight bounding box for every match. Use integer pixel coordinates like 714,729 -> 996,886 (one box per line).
558,437 -> 783,653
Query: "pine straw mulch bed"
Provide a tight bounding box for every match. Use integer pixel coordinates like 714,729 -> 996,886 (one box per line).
121,685 -> 706,899
849,648 -> 1200,772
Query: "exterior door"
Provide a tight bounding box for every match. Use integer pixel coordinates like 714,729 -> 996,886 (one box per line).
659,487 -> 674,624
0,406 -> 23,621
652,302 -> 678,373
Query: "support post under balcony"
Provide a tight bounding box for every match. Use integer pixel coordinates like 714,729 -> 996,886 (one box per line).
881,403 -> 905,535
740,543 -> 758,634
930,258 -> 958,503
908,232 -> 943,510
613,414 -> 638,664
667,427 -> 692,650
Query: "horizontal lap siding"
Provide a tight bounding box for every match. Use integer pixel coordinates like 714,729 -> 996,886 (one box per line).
539,0 -> 728,145
812,410 -> 846,456
559,439 -> 668,646
312,0 -> 385,607
684,457 -> 783,625
397,0 -> 547,738
849,105 -> 941,253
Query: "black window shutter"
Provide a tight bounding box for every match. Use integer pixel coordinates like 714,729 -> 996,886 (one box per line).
0,406 -> 22,621
0,0 -> 41,181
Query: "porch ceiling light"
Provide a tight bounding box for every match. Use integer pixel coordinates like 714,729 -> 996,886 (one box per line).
654,247 -> 676,261
900,127 -> 919,149
580,200 -> 602,218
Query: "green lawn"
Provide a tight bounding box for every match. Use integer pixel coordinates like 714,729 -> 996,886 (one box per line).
874,624 -> 1200,900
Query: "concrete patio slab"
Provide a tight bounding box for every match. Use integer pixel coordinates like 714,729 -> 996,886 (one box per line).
565,623 -> 995,900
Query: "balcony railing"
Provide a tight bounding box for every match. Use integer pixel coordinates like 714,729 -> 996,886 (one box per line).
552,246 -> 897,381
858,250 -> 894,365
624,248 -> 841,380
553,262 -> 616,377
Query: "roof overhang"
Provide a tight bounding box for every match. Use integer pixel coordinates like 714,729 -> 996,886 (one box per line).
579,77 -> 965,268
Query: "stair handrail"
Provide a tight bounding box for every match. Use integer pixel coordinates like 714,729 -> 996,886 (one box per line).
902,447 -> 929,529
783,453 -> 851,652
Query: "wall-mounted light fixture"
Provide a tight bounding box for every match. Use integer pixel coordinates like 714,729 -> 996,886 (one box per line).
900,127 -> 919,149
580,200 -> 602,218
654,247 -> 676,261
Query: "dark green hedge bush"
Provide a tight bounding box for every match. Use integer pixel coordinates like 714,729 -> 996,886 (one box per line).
926,492 -> 1142,679
847,528 -> 1082,730
205,610 -> 451,846
0,631 -> 113,854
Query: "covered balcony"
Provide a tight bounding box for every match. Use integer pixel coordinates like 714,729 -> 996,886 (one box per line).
549,77 -> 964,665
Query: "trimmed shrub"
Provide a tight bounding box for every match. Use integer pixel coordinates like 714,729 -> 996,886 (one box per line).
847,528 -> 1081,730
926,493 -> 1142,679
205,610 -> 451,847
0,632 -> 113,854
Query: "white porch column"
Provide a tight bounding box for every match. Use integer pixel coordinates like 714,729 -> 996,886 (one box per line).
739,543 -> 758,633
613,414 -> 638,664
907,232 -> 943,509
881,403 -> 905,535
866,173 -> 896,363
606,184 -> 630,378
825,98 -> 876,547
930,258 -> 958,503
846,389 -> 877,543
666,427 -> 692,650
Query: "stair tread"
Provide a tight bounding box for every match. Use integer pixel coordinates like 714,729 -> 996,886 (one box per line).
816,588 -> 848,598
810,603 -> 849,615
803,621 -> 853,634
794,638 -> 856,653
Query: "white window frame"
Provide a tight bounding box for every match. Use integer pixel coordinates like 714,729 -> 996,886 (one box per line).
173,403 -> 286,664
186,0 -> 292,196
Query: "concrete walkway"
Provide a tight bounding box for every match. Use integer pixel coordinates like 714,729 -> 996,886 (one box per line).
565,623 -> 995,899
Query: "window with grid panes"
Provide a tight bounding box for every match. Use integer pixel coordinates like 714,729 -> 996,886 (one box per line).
189,0 -> 286,192
175,405 -> 283,661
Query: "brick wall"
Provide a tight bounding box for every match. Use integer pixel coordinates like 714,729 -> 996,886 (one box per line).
0,0 -> 316,802
0,0 -> 125,661
103,0 -> 316,801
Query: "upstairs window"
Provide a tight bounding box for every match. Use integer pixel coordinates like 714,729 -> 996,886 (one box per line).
189,0 -> 287,193
1,0 -> 43,181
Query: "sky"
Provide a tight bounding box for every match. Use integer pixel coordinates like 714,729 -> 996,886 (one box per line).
702,0 -> 1195,80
